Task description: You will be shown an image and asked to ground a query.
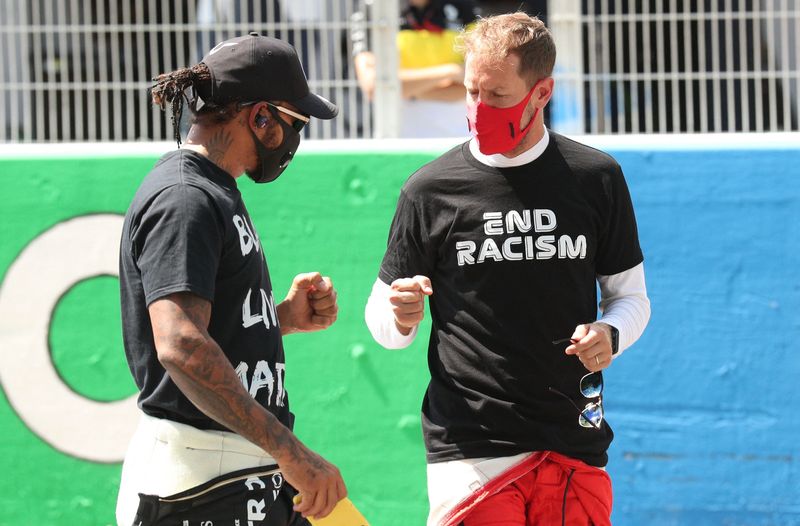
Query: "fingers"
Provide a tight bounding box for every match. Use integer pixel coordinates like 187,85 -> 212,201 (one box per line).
314,471 -> 347,520
577,350 -> 606,372
292,271 -> 323,291
388,290 -> 424,304
308,276 -> 333,297
564,324 -> 602,355
311,277 -> 337,328
565,323 -> 611,371
311,313 -> 337,328
415,275 -> 433,295
294,489 -> 324,519
291,274 -> 338,329
317,481 -> 340,519
295,485 -> 341,520
569,323 -> 590,343
391,275 -> 433,296
449,63 -> 465,83
393,305 -> 425,329
309,281 -> 337,311
390,291 -> 425,328
389,275 -> 432,330
291,465 -> 347,520
310,296 -> 338,328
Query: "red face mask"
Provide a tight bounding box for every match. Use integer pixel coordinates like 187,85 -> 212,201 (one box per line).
467,83 -> 539,155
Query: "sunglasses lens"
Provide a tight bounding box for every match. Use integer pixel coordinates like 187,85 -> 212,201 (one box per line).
580,372 -> 603,398
293,120 -> 306,132
579,401 -> 603,428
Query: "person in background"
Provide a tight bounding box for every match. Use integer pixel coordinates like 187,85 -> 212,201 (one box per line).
365,12 -> 650,526
352,0 -> 480,138
116,33 -> 346,526
477,0 -> 546,19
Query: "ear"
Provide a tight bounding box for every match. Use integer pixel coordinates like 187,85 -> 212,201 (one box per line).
248,102 -> 270,130
533,77 -> 555,108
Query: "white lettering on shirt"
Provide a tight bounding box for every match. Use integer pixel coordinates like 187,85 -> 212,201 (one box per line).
456,209 -> 587,266
456,241 -> 476,266
233,214 -> 261,256
235,360 -> 286,406
247,499 -> 267,522
241,288 -> 279,329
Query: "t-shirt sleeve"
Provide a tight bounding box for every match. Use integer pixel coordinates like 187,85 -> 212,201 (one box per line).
132,184 -> 223,306
596,166 -> 644,275
378,189 -> 434,285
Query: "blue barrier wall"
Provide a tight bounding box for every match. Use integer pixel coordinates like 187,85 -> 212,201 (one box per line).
603,141 -> 800,525
0,136 -> 798,525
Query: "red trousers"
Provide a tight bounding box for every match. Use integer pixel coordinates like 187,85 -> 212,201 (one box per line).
461,452 -> 612,526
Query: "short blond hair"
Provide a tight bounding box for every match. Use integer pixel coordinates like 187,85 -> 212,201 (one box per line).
457,12 -> 556,86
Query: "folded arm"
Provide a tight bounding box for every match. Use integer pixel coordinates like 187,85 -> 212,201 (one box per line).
354,50 -> 465,101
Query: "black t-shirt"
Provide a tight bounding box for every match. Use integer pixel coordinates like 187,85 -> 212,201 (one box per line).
379,132 -> 643,467
119,150 -> 293,432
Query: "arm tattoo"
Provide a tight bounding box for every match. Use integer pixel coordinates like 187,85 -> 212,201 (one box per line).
149,293 -> 302,459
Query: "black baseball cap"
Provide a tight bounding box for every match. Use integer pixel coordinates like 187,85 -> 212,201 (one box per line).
197,32 -> 337,119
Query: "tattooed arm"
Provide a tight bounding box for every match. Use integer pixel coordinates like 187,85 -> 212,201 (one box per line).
148,292 -> 347,519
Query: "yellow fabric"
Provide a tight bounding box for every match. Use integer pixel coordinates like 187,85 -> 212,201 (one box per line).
397,29 -> 463,69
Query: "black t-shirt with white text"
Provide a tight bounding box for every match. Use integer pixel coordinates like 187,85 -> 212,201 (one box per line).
119,150 -> 293,432
379,132 -> 643,467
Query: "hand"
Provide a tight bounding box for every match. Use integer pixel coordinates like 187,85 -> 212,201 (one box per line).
278,442 -> 347,520
447,62 -> 465,84
389,275 -> 433,335
565,322 -> 613,372
278,272 -> 338,335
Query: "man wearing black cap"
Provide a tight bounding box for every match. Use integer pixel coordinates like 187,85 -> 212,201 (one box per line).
116,34 -> 345,525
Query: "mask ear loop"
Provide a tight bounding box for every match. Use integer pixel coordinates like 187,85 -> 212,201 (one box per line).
517,81 -> 542,137
266,104 -> 299,168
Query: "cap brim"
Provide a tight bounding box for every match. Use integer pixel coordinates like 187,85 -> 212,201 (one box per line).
293,92 -> 338,120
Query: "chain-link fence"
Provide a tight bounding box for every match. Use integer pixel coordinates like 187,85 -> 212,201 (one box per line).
1,0 -> 798,142
0,0 -> 379,142
550,0 -> 799,133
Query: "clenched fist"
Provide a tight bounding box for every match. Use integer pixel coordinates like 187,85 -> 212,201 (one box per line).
389,275 -> 433,335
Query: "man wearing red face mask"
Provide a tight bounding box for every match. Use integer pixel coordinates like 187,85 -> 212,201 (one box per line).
365,12 -> 651,526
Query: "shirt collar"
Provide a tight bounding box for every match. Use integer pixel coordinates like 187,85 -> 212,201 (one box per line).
468,128 -> 550,168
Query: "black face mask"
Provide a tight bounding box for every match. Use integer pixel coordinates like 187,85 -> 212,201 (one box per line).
245,108 -> 301,184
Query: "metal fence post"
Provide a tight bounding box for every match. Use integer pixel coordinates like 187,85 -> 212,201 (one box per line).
548,0 -> 584,134
369,0 -> 400,138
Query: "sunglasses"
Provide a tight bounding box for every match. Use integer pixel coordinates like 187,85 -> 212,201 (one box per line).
239,100 -> 310,133
550,337 -> 604,430
548,372 -> 604,430
266,102 -> 309,133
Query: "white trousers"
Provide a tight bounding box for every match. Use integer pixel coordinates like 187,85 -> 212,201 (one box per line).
116,412 -> 277,526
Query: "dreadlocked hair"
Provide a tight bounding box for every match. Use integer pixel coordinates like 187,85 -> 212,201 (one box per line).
150,63 -> 212,146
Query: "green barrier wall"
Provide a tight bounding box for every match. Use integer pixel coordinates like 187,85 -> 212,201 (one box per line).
0,150 -> 437,525
3,141 -> 799,525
